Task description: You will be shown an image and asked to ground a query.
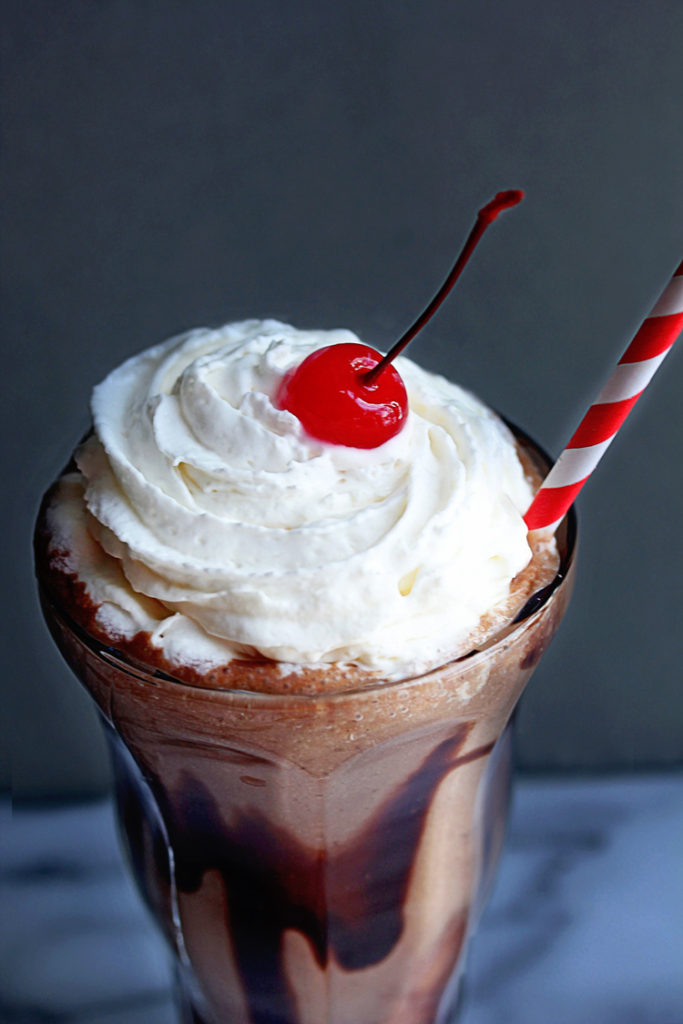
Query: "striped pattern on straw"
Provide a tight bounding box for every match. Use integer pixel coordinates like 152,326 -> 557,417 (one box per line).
524,259 -> 683,532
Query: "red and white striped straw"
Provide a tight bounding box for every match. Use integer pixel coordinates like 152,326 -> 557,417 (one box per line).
524,259 -> 683,532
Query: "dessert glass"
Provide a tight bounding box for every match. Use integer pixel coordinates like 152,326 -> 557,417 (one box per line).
36,434 -> 576,1024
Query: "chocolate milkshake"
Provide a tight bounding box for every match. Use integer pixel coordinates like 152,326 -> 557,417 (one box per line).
35,321 -> 575,1024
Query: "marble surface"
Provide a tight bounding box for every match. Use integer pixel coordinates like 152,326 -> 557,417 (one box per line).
2,775 -> 682,1024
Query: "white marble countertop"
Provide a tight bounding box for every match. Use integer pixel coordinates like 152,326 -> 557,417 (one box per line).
2,774 -> 682,1024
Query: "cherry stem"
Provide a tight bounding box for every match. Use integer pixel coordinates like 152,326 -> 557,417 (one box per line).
363,189 -> 525,385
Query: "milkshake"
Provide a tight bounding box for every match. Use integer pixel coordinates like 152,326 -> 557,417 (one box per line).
35,321 -> 575,1023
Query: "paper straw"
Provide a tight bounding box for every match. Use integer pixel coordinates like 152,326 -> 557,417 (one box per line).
524,259 -> 683,532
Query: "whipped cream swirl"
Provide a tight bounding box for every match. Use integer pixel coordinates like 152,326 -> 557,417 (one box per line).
52,320 -> 537,679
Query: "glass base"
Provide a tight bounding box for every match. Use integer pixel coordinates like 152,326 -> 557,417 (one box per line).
175,970 -> 467,1024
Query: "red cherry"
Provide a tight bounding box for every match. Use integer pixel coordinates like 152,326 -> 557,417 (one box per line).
276,343 -> 408,448
277,190 -> 524,449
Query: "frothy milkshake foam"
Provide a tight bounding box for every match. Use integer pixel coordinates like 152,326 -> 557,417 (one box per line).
44,319 -> 549,681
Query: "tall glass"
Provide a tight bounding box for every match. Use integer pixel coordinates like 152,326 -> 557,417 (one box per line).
36,438 -> 576,1024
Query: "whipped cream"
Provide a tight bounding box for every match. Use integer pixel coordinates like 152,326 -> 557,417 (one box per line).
46,320 -> 539,679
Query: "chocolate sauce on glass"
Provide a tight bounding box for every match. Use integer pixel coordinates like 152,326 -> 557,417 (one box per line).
113,724 -> 491,1024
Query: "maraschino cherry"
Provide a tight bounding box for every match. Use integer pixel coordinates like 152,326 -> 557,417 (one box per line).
276,343 -> 407,448
276,190 -> 524,448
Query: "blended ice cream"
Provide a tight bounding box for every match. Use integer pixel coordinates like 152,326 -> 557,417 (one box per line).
36,318 -> 575,1024
41,319 -> 555,686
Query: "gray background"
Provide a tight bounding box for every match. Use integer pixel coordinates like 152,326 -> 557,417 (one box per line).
3,0 -> 682,801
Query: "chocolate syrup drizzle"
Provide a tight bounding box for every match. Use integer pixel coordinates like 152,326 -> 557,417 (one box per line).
137,724 -> 494,1024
